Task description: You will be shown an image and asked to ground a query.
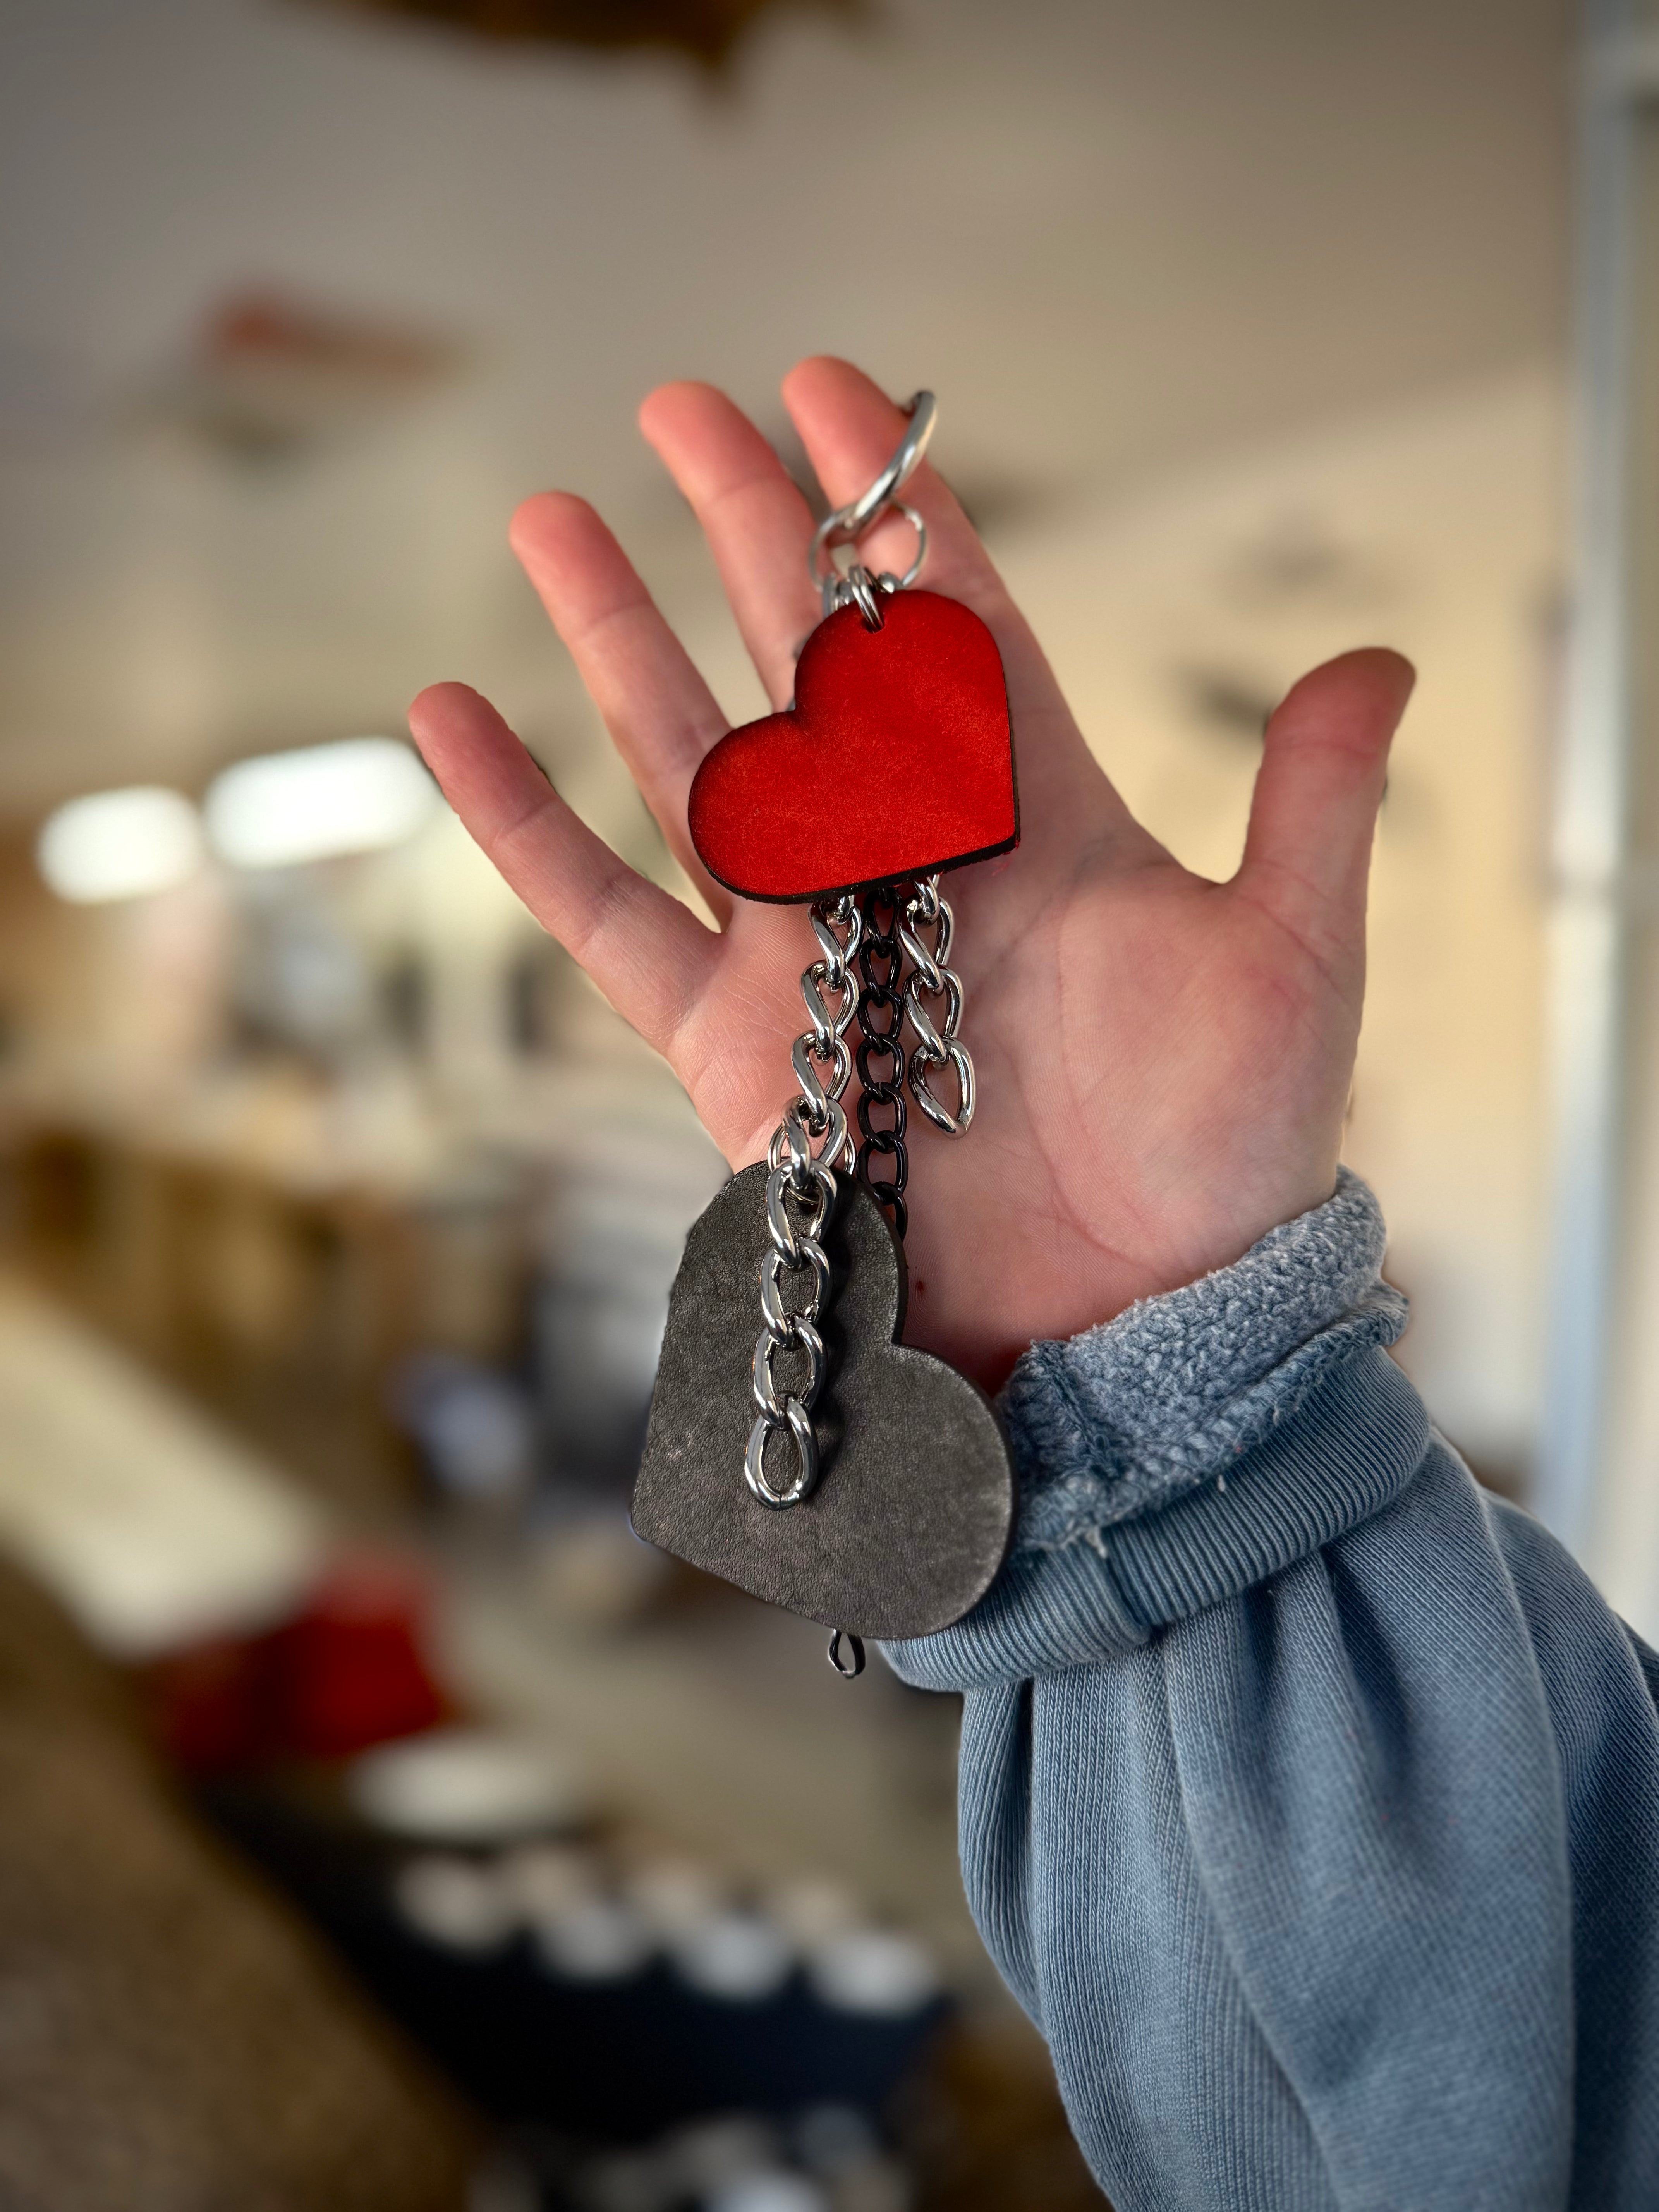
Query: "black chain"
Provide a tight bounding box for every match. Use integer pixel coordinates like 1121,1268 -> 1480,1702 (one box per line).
854,882 -> 911,1242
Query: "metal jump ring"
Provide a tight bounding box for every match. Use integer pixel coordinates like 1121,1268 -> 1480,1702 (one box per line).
760,1241 -> 833,1334
770,1101 -> 850,1181
764,1161 -> 833,1262
909,1037 -> 976,1137
898,903 -> 953,984
810,901 -> 860,986
770,1108 -> 815,1185
813,504 -> 927,615
857,1128 -> 908,1186
752,1320 -> 826,1421
843,564 -> 885,630
802,963 -> 857,1046
905,972 -> 964,1062
792,1030 -> 850,1096
745,1400 -> 819,1508
856,1037 -> 905,1090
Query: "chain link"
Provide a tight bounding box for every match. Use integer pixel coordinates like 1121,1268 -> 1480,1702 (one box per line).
853,882 -> 911,1241
899,875 -> 976,1137
746,896 -> 862,1510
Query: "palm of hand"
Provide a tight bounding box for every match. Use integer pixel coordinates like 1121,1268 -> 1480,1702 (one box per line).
412,359 -> 1410,1391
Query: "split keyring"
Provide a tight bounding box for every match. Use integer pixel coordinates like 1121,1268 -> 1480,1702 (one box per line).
811,503 -> 927,618
808,390 -> 937,612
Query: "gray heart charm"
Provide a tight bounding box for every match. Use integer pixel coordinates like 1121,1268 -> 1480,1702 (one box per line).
632,1163 -> 1015,1641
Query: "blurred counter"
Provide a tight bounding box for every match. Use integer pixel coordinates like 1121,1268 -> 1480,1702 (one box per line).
0,1038 -> 725,1514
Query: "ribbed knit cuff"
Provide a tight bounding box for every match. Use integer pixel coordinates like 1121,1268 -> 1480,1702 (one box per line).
884,1171 -> 1430,1691
1005,1167 -> 1408,1551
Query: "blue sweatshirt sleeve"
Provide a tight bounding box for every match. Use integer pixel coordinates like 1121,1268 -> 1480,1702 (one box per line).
883,1172 -> 1659,2212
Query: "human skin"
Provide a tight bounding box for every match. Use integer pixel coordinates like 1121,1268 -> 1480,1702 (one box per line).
409,356 -> 1413,1394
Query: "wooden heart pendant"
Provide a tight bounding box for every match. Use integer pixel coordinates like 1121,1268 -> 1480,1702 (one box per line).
687,590 -> 1018,903
632,1164 -> 1015,1641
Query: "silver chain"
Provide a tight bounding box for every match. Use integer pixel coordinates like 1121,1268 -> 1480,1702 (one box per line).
745,896 -> 862,1511
752,394 -> 981,1681
898,875 -> 976,1137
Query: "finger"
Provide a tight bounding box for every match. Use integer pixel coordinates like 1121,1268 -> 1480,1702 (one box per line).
508,490 -> 733,920
1235,647 -> 1416,956
409,681 -> 718,1059
638,381 -> 821,709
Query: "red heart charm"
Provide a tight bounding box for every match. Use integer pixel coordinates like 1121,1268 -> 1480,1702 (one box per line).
687,589 -> 1018,903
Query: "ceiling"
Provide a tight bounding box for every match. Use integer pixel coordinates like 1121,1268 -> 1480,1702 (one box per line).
0,0 -> 1571,816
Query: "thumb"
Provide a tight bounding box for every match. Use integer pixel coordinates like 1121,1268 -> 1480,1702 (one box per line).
1235,647 -> 1415,953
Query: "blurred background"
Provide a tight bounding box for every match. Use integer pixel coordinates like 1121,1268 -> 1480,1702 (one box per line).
1,0 -> 1654,2204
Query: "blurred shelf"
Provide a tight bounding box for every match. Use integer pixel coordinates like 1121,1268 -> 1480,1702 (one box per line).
0,1266 -> 325,1659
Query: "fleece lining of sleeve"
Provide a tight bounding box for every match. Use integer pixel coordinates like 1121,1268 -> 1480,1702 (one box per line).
886,1171 -> 1424,1689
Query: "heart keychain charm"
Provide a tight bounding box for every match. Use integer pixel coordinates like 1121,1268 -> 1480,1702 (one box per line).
632,1162 -> 1013,1640
688,589 -> 1018,903
632,393 -> 1019,1673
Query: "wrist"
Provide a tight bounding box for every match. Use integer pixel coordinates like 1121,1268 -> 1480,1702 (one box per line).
901,1157 -> 1348,1396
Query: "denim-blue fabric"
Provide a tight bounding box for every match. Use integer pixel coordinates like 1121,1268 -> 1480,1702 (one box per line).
884,1173 -> 1659,2211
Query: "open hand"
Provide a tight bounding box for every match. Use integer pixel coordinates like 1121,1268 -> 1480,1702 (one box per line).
410,357 -> 1413,1392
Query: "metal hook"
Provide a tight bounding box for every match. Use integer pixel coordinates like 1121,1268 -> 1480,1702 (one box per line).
809,392 -> 937,610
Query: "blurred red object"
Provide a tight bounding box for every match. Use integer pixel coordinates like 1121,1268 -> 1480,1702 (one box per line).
142,1635 -> 270,1772
141,1553 -> 449,1772
268,1554 -> 448,1759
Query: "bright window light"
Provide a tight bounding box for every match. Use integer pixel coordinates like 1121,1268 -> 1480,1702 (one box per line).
205,737 -> 437,870
37,786 -> 204,904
